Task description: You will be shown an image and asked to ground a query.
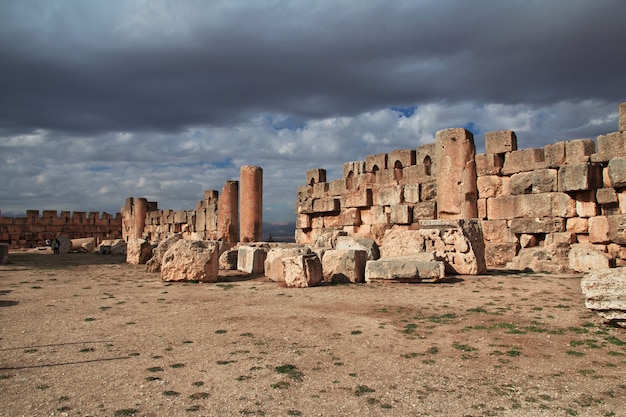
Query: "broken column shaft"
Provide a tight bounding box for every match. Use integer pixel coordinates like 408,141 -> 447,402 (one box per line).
218,180 -> 239,242
240,166 -> 263,242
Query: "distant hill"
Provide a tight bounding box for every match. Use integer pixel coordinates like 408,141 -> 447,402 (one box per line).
262,222 -> 296,243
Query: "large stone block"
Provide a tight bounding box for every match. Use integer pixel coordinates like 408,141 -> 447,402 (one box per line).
506,247 -> 569,273
335,236 -> 380,260
566,217 -> 588,234
502,148 -> 546,175
575,190 -> 599,217
365,153 -> 388,172
570,245 -> 612,273
607,215 -> 626,244
126,239 -> 153,265
412,201 -> 437,220
0,244 -> 8,264
321,249 -> 368,283
544,141 -> 566,167
580,267 -> 626,321
487,193 -> 575,219
508,217 -> 565,234
360,206 -> 388,225
608,157 -> 626,188
377,185 -> 403,206
365,259 -> 445,283
620,102 -> 626,132
312,198 -> 340,213
344,189 -> 373,208
312,182 -> 329,198
485,130 -> 517,154
477,175 -> 509,199
237,245 -> 268,274
558,163 -> 602,192
421,179 -> 437,201
403,184 -> 420,204
565,139 -> 595,164
390,205 -> 412,224
146,234 -> 182,272
481,219 -> 517,243
338,208 -> 361,226
306,168 -> 326,185
484,242 -> 518,266
219,249 -> 238,270
282,253 -> 323,288
597,188 -> 618,205
475,153 -> 504,176
160,240 -> 219,282
388,149 -> 416,169
328,179 -> 344,196
592,132 -> 626,163
265,246 -> 311,282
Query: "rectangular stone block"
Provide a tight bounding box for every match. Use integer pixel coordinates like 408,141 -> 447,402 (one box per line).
296,214 -> 311,229
312,182 -> 329,198
544,141 -> 566,167
593,131 -> 626,163
323,215 -> 340,228
565,139 -> 595,164
390,205 -> 412,225
282,254 -> 323,287
389,149 -> 416,169
312,198 -> 340,213
478,175 -> 509,199
403,184 -> 420,204
589,216 -> 610,244
607,215 -> 626,244
365,153 -> 388,172
338,208 -> 361,226
327,179 -> 343,196
487,193 -> 575,219
412,201 -> 437,220
544,232 -> 575,249
608,157 -> 626,188
558,162 -> 603,192
420,179 -> 437,201
502,148 -> 546,175
575,190 -> 599,217
360,206 -> 388,225
475,153 -> 504,176
297,185 -> 311,199
401,165 -> 429,183
365,259 -> 445,283
597,188 -> 618,205
377,185 -> 403,206
508,217 -> 566,234
481,219 -> 517,243
344,189 -> 373,208
566,217 -> 588,234
477,198 -> 487,219
306,168 -> 326,185
485,242 -> 519,266
321,249 -> 368,284
237,246 -> 268,274
485,130 -> 517,154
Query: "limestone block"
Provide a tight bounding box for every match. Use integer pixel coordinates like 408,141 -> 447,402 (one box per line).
365,259 -> 445,283
338,208 -> 361,226
485,130 -> 517,154
343,161 -> 366,179
297,185 -> 311,199
219,249 -> 238,270
532,169 -> 558,193
282,253 -> 323,288
237,246 -> 268,274
607,215 -> 626,244
297,198 -> 314,214
475,153 -> 503,176
0,244 -> 8,264
508,217 -> 565,234
390,205 -> 412,225
344,189 -> 373,208
580,267 -> 626,321
509,172 -> 533,195
312,182 -> 329,198
412,201 -> 437,220
484,242 -> 518,266
481,219 -> 517,243
126,239 -> 153,265
502,148 -> 546,175
321,249 -> 368,283
377,185 -> 403,206
566,217 -> 588,234
403,184 -> 420,204
328,179 -> 344,196
402,165 -> 429,183
519,234 -> 538,248
99,239 -> 126,255
608,157 -> 626,188
589,216 -> 610,244
558,163 -> 602,192
620,102 -> 626,131
388,149 -> 416,169
435,128 -> 478,219
312,198 -> 340,213
311,215 -> 324,229
174,210 -> 188,224
71,237 -> 95,252
296,214 -> 311,229
160,240 -> 219,282
597,188 -> 618,205
335,236 -> 380,260
619,191 -> 626,214
544,141 -> 566,167
421,179 -> 437,201
360,206 -> 388,225
144,235 -> 180,273
593,132 -> 626,163
477,175 -> 509,199
306,168 -> 326,185
365,153 -> 388,172
565,139 -> 595,164
506,247 -> 569,273
487,193 -> 575,219
544,232 -> 575,249
575,190 -> 599,217
323,215 -> 340,228
265,246 -> 311,282
569,245 -> 612,273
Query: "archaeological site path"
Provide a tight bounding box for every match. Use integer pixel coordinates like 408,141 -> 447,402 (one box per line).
1,252 -> 625,417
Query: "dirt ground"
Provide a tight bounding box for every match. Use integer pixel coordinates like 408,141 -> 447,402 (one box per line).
1,251 -> 625,417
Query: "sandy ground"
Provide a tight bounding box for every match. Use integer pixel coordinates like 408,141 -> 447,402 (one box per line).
0,251 -> 625,417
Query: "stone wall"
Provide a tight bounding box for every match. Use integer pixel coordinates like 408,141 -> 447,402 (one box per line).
0,210 -> 122,248
296,102 -> 626,270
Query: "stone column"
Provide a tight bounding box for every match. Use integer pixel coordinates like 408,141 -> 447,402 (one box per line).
240,166 -> 263,242
134,197 -> 148,240
218,180 -> 239,242
435,128 -> 478,219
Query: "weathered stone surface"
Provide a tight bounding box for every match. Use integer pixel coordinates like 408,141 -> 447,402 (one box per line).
544,141 -> 566,167
475,153 -> 504,176
219,248 -> 238,270
608,158 -> 626,188
390,205 -> 412,224
580,267 -> 626,321
575,190 -> 599,217
160,240 -> 219,282
481,219 -> 517,243
344,189 -> 373,208
381,220 -> 486,275
313,198 -> 340,213
321,249 -> 368,283
282,254 -> 323,288
146,234 -> 181,272
544,232 -> 575,250
558,163 -> 602,192
519,234 -> 538,248
477,176 -> 509,199
607,215 -> 626,244
237,245 -> 268,274
306,168 -> 326,185
484,242 -> 518,266
502,148 -> 546,175
509,170 -> 556,195
126,239 -> 153,265
99,239 -> 126,255
487,193 -> 576,219
569,245 -> 612,273
412,201 -> 437,220
435,128 -> 478,219
506,247 -> 569,273
565,139 -> 595,164
403,184 -> 420,204
593,132 -> 626,163
377,185 -> 403,206
620,102 -> 626,132
360,206 -> 388,225
597,188 -> 618,205
265,246 -> 311,282
485,130 -> 517,154
71,237 -> 95,252
365,258 -> 445,282
508,218 -> 565,234
589,216 -> 610,244
0,244 -> 8,264
335,236 -> 380,260
54,236 -> 71,254
566,217 -> 588,234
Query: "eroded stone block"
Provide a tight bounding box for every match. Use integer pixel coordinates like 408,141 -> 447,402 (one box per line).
580,266 -> 626,320
322,249 -> 368,283
282,253 -> 323,288
502,148 -> 546,175
485,130 -> 517,154
365,259 -> 445,283
237,245 -> 268,274
608,158 -> 626,188
265,246 -> 311,282
558,163 -> 602,192
484,242 -> 518,266
475,153 -> 504,176
160,240 -> 219,282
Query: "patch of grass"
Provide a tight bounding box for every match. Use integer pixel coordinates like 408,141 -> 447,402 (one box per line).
401,323 -> 418,334
466,307 -> 489,313
287,411 -> 302,416
236,375 -> 252,381
162,390 -> 180,396
186,405 -> 201,412
170,363 -> 185,368
566,350 -> 585,357
182,340 -> 193,344
24,348 -> 37,354
128,352 -> 140,357
452,342 -> 477,352
351,330 -> 362,335
354,385 -> 375,396
215,329 -> 228,334
79,347 -> 95,353
605,336 -> 626,346
189,392 -> 210,400
146,366 -> 164,372
428,313 -> 457,323
36,384 -> 50,390
113,409 -> 139,417
216,360 -> 237,365
192,381 -> 204,387
271,381 -> 290,389
275,364 -> 304,381
216,283 -> 237,290
240,332 -> 254,337
505,348 -> 521,357
144,376 -> 161,381
83,317 -> 96,322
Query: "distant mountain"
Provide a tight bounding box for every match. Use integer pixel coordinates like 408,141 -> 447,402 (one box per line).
262,222 -> 296,243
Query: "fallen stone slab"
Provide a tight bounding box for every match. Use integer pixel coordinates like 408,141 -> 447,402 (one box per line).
71,237 -> 96,253
126,239 -> 153,265
265,246 -> 311,282
568,244 -> 612,272
321,249 -> 368,284
146,234 -> 181,272
282,253 -> 323,288
238,245 -> 268,274
335,236 -> 380,260
506,247 -> 569,274
365,258 -> 445,283
580,267 -> 626,322
161,240 -> 219,282
219,248 -> 238,270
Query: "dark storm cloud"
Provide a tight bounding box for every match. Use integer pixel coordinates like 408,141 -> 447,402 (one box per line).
2,0 -> 625,135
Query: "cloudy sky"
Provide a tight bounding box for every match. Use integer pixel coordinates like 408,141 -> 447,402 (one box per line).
1,0 -> 625,222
